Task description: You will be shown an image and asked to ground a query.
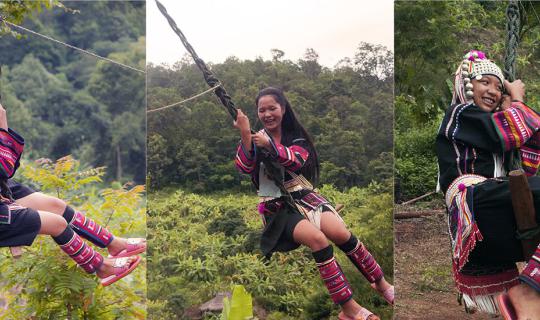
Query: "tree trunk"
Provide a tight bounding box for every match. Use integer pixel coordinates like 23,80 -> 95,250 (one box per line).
116,144 -> 122,181
66,303 -> 72,320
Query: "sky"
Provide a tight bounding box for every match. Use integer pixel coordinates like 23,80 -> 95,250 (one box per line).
147,0 -> 393,68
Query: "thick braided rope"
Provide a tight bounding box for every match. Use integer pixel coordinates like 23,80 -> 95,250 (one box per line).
504,0 -> 522,170
154,0 -> 294,202
154,0 -> 238,121
504,0 -> 520,82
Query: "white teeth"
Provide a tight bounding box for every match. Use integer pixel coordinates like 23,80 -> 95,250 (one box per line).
482,97 -> 494,104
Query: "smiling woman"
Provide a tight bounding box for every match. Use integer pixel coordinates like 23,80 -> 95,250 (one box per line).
147,0 -> 394,318
436,50 -> 540,318
233,87 -> 393,320
471,76 -> 503,112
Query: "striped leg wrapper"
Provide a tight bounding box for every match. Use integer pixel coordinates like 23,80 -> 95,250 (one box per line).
54,227 -> 104,274
519,244 -> 540,293
313,246 -> 353,305
70,210 -> 113,248
339,235 -> 383,283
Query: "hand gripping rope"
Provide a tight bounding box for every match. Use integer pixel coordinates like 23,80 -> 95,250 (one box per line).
154,0 -> 296,206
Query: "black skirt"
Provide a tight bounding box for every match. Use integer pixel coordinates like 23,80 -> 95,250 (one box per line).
0,208 -> 41,247
260,199 -> 304,258
465,177 -> 540,267
7,179 -> 36,200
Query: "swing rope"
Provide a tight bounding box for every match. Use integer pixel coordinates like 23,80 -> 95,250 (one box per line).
504,0 -> 520,82
154,0 -> 237,120
503,0 -> 524,171
0,17 -> 145,74
154,0 -> 296,207
147,84 -> 220,113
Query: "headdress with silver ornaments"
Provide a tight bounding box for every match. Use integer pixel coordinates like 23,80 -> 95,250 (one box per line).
452,50 -> 505,105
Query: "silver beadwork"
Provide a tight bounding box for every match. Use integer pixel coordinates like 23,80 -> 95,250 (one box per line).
466,90 -> 474,98
465,83 -> 473,90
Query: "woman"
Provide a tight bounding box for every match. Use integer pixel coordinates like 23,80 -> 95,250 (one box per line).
436,50 -> 540,319
0,102 -> 142,286
234,87 -> 393,320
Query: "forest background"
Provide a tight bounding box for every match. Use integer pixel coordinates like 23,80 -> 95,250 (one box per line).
0,0 -> 145,184
0,2 -> 146,319
147,30 -> 394,319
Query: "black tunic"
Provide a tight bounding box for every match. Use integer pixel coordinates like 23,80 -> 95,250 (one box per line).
436,102 -> 540,266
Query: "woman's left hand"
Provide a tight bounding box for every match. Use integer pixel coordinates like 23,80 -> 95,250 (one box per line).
252,131 -> 272,150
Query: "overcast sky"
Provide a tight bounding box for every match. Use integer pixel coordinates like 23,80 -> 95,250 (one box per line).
147,0 -> 393,68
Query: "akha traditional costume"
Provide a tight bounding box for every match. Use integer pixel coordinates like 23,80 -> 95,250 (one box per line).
437,50 -> 540,313
235,129 -> 391,306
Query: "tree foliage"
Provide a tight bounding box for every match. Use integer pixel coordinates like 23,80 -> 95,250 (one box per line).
148,44 -> 393,192
147,185 -> 393,319
0,2 -> 145,183
0,156 -> 146,319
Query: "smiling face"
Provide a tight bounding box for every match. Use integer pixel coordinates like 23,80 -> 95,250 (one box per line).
257,95 -> 285,133
472,75 -> 503,112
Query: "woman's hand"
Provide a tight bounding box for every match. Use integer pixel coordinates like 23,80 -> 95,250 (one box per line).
252,130 -> 272,150
0,104 -> 8,130
233,109 -> 251,133
504,79 -> 525,103
499,94 -> 512,111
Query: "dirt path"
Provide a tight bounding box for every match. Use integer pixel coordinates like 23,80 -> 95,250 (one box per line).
394,208 -> 500,320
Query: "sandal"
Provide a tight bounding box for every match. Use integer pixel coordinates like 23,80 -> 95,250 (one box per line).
109,238 -> 146,258
100,255 -> 141,287
371,283 -> 394,305
497,293 -> 517,320
338,308 -> 379,320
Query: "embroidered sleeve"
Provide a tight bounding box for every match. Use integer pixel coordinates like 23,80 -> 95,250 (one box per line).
492,101 -> 540,151
267,137 -> 309,172
442,102 -> 540,153
0,128 -> 24,179
235,141 -> 256,174
520,131 -> 540,176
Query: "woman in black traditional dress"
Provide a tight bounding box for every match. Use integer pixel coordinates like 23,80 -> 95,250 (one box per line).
233,87 -> 393,320
0,102 -> 141,286
436,50 -> 540,318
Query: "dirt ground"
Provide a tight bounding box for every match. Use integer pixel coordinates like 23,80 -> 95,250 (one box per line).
394,204 -> 501,320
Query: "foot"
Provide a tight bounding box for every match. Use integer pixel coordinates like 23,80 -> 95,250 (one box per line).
371,277 -> 394,305
339,300 -> 380,320
96,255 -> 141,286
107,237 -> 146,257
507,283 -> 540,319
338,309 -> 379,320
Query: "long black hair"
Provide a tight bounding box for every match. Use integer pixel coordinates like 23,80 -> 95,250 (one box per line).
255,87 -> 320,185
